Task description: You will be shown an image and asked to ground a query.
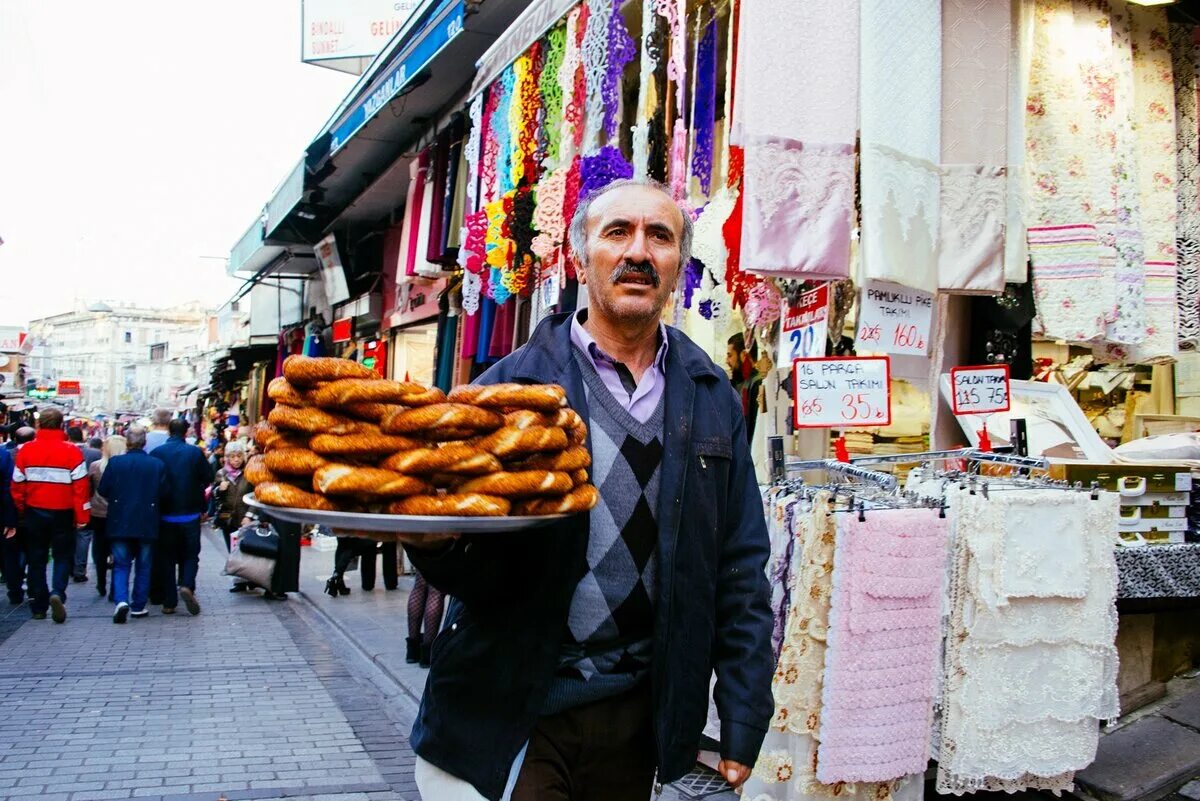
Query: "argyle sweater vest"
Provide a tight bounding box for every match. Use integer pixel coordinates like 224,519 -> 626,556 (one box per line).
542,349 -> 666,715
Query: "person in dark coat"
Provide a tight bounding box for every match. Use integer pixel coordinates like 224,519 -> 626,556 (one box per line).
97,427 -> 168,623
66,426 -> 101,583
0,445 -> 19,602
394,180 -> 774,801
1,427 -> 33,604
149,419 -> 213,616
211,441 -> 255,593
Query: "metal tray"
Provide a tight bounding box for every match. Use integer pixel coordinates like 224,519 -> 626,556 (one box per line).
245,495 -> 570,534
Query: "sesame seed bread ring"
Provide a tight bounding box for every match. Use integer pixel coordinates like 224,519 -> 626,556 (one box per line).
379,445 -> 502,476
310,379 -> 441,408
283,355 -> 378,386
312,464 -> 431,498
449,383 -> 567,412
267,377 -> 310,406
571,469 -> 589,487
308,431 -> 423,458
474,426 -> 569,459
512,484 -> 600,516
262,448 -> 329,477
394,387 -> 449,407
244,455 -> 279,486
254,481 -> 337,511
381,403 -> 505,438
340,402 -> 397,424
253,422 -> 308,452
455,470 -> 573,498
387,494 -> 511,517
518,446 -> 592,472
268,404 -> 362,435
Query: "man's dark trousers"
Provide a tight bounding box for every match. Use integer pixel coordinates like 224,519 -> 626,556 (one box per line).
24,509 -> 74,615
3,525 -> 26,604
156,519 -> 201,609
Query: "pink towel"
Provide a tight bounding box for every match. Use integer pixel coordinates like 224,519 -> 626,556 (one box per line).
816,508 -> 947,784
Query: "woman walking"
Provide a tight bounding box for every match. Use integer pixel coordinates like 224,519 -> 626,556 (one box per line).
88,435 -> 125,599
212,442 -> 252,592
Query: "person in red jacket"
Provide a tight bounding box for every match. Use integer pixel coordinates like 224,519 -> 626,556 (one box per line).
10,408 -> 90,623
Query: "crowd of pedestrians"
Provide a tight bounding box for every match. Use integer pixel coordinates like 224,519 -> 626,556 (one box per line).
0,407 -> 292,624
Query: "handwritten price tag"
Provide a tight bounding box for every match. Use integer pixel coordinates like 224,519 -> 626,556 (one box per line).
856,282 -> 933,356
950,365 -> 1011,415
792,356 -> 892,429
777,284 -> 830,368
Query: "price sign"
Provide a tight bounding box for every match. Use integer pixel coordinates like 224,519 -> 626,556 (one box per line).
856,282 -> 934,356
777,283 -> 830,368
950,365 -> 1011,415
792,356 -> 892,428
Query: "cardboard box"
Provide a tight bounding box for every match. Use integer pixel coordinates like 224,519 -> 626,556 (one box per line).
1053,462 -> 1193,493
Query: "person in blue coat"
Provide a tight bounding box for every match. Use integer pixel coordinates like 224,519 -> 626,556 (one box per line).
396,179 -> 774,801
149,419 -> 213,616
98,427 -> 168,623
0,445 -> 20,602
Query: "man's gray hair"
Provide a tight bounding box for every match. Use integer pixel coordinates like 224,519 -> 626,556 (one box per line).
567,178 -> 693,271
127,426 -> 148,451
152,408 -> 172,428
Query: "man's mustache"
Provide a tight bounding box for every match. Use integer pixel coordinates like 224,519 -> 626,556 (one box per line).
610,261 -> 661,287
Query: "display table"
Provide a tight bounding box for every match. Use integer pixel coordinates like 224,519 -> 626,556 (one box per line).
1114,544 -> 1200,714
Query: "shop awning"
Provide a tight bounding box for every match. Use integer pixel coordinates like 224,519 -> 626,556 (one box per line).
228,205 -> 320,279
252,0 -> 536,243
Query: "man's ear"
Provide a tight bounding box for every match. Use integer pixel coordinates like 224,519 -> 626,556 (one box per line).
573,255 -> 587,284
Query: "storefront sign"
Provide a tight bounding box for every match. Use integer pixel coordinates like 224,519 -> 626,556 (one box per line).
777,284 -> 830,368
329,0 -> 466,154
792,356 -> 892,429
0,327 -> 28,354
315,234 -> 351,306
56,380 -> 81,396
950,365 -> 1011,415
302,0 -> 422,65
856,282 -> 934,357
388,277 -> 446,328
332,317 -> 353,343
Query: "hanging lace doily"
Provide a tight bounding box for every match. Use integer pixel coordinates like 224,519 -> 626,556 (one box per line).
691,186 -> 738,279
743,280 -> 782,329
654,0 -> 686,114
539,25 -> 568,168
558,6 -> 587,162
669,119 -> 688,201
632,0 -> 660,179
580,146 -> 634,200
462,268 -> 482,317
464,94 -> 484,215
582,0 -> 615,153
479,83 -> 502,205
691,16 -> 718,195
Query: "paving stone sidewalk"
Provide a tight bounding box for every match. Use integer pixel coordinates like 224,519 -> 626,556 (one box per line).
0,528 -> 417,801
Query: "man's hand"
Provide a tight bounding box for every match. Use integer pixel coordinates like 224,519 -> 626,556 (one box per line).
332,528 -> 459,550
718,759 -> 751,789
3,527 -> 15,540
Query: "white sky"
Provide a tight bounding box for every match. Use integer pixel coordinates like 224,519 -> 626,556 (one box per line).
0,1 -> 357,326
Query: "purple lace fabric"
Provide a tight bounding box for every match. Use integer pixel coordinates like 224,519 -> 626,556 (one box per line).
602,4 -> 637,140
690,16 -> 718,195
683,258 -> 704,308
580,146 -> 634,200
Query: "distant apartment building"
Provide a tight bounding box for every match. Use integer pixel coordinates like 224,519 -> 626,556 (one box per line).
27,302 -> 213,413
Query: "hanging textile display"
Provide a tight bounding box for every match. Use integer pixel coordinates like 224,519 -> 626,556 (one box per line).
1024,0 -> 1117,342
734,0 -> 857,282
1005,0 -> 1033,284
1174,22 -> 1200,350
1121,6 -> 1179,364
936,489 -> 1119,795
690,14 -> 718,196
937,0 -> 1009,295
632,0 -> 660,179
860,0 -> 942,294
655,0 -> 688,200
816,509 -> 947,784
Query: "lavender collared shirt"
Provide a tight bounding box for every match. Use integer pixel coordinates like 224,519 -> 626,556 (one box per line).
569,310 -> 669,424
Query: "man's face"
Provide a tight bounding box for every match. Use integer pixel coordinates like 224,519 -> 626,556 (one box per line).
726,344 -> 740,373
577,185 -> 684,328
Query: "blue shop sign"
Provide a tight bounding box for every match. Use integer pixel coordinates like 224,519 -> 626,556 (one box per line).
329,0 -> 465,155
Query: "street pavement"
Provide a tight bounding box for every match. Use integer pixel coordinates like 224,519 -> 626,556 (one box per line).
0,528 -> 730,801
0,527 -> 416,801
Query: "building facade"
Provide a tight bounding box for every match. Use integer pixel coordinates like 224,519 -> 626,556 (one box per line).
27,301 -> 212,414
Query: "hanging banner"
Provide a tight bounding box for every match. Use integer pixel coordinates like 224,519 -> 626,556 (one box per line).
856,281 -> 934,356
777,284 -> 830,368
950,365 -> 1011,415
792,356 -> 892,428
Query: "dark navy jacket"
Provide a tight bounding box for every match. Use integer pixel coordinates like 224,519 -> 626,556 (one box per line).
0,448 -> 16,529
406,312 -> 774,800
97,450 -> 168,541
150,436 -> 214,517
